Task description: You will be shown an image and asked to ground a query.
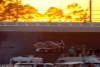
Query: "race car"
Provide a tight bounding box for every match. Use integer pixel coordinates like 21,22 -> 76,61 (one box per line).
34,40 -> 65,53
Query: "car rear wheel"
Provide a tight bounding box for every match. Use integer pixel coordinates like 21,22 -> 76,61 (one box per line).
57,49 -> 62,52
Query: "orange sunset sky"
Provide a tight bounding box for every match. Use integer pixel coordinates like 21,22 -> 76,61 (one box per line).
21,0 -> 100,22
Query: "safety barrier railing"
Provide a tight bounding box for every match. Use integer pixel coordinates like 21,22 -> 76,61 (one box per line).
0,22 -> 100,27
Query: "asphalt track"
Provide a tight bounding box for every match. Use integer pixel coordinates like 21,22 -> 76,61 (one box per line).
0,32 -> 100,64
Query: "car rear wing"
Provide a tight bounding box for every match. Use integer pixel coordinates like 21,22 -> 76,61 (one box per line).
61,40 -> 65,46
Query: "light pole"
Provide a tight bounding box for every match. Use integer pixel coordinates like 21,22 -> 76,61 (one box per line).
89,0 -> 92,22
60,0 -> 62,9
82,45 -> 86,67
60,0 -> 62,22
10,54 -> 15,64
82,45 -> 85,62
16,0 -> 18,22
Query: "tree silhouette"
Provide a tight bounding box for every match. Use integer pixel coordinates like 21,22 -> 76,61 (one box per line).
18,4 -> 39,21
0,0 -> 40,21
66,3 -> 90,22
44,7 -> 63,22
0,1 -> 90,22
0,0 -> 18,21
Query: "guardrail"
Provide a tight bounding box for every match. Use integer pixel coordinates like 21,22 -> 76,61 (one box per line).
0,22 -> 100,27
0,22 -> 100,32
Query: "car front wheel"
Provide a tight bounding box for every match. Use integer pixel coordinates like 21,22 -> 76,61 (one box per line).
44,49 -> 48,52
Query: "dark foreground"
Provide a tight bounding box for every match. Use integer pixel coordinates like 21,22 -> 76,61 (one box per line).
0,32 -> 100,64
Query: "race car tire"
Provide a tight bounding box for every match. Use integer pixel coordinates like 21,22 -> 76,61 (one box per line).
57,49 -> 62,52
